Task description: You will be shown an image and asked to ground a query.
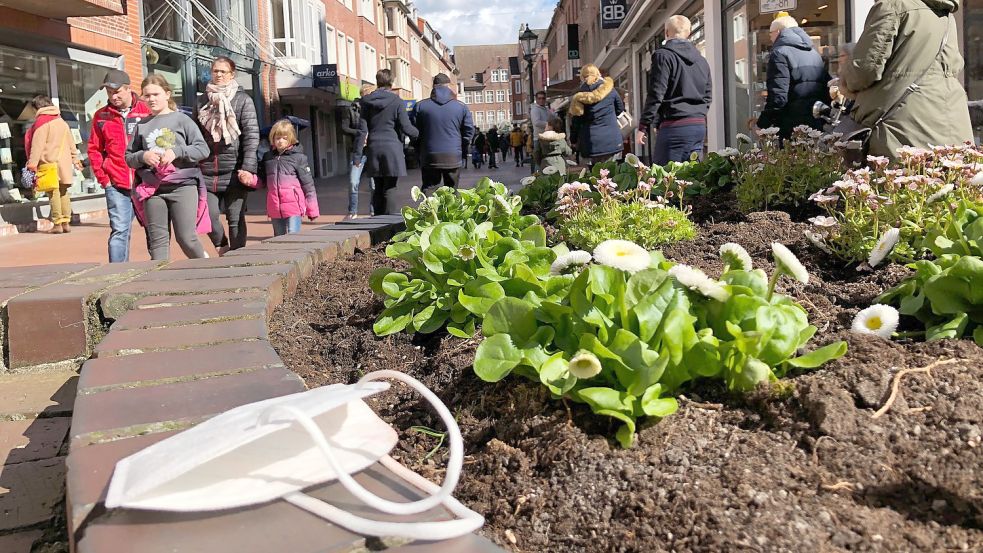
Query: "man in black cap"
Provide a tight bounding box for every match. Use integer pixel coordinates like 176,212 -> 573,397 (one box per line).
411,73 -> 473,190
88,69 -> 151,262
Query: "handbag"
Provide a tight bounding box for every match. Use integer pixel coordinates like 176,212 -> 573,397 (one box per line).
617,111 -> 633,130
105,370 -> 484,541
34,130 -> 69,193
853,15 -> 951,161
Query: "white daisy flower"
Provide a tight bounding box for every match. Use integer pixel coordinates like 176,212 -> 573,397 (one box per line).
971,172 -> 983,188
737,133 -> 752,143
593,239 -> 651,274
625,153 -> 641,167
772,243 -> 810,284
718,147 -> 740,158
758,127 -> 780,137
668,264 -> 731,302
868,227 -> 900,268
550,250 -> 592,275
568,350 -> 603,379
542,165 -> 559,175
926,183 -> 955,203
851,304 -> 899,339
410,186 -> 424,202
520,176 -> 536,186
493,194 -> 513,214
476,204 -> 489,214
458,245 -> 477,261
804,230 -> 832,254
719,243 -> 753,271
565,159 -> 577,166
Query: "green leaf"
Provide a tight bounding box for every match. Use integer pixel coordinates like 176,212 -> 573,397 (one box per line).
520,224 -> 547,247
574,387 -> 634,413
926,312 -> 969,341
380,272 -> 410,297
458,278 -> 506,316
373,302 -> 416,336
429,222 -> 469,251
753,304 -> 809,366
473,333 -> 523,381
640,384 -> 678,417
538,352 -> 577,395
633,278 -> 676,342
626,269 -> 669,306
974,327 -> 983,347
369,268 -> 394,296
483,297 -> 538,344
785,340 -> 847,368
447,319 -> 476,338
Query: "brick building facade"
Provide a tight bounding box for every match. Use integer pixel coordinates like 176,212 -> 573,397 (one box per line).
454,44 -> 519,133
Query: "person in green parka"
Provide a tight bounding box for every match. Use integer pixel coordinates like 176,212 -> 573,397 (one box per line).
533,116 -> 574,175
841,0 -> 972,159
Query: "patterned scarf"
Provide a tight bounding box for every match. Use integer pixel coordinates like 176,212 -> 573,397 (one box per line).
199,81 -> 241,145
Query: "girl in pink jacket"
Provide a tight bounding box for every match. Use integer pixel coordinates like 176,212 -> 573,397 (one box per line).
254,120 -> 320,235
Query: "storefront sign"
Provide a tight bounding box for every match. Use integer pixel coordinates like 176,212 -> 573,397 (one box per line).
760,0 -> 797,14
600,0 -> 628,29
312,64 -> 338,88
404,99 -> 417,112
568,24 -> 580,59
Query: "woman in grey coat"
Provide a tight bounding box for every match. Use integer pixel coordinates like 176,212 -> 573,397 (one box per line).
354,69 -> 419,215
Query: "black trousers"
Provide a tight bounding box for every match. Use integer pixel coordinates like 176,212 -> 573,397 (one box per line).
206,185 -> 249,250
421,167 -> 460,190
372,176 -> 398,215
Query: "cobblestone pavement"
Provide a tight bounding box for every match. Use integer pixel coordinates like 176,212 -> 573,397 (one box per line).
0,162 -> 533,268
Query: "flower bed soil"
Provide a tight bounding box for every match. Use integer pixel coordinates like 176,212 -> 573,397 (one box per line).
270,212 -> 983,553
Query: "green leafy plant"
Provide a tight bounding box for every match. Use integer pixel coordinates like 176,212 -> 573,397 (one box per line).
397,179 -> 531,242
808,144 -> 983,264
473,240 -> 846,447
517,173 -> 563,218
646,151 -> 736,200
556,168 -> 696,251
732,126 -> 846,213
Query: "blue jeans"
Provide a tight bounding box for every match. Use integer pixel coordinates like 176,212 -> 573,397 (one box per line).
653,123 -> 707,165
348,156 -> 374,215
271,215 -> 302,236
105,185 -> 134,263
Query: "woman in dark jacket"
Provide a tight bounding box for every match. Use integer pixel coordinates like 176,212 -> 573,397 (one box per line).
354,69 -> 419,215
569,64 -> 625,164
198,55 -> 260,254
755,16 -> 831,139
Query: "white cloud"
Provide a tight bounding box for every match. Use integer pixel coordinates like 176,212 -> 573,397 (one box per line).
415,0 -> 555,47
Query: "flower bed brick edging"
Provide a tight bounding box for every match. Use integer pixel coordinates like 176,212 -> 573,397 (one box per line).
0,217 -> 503,553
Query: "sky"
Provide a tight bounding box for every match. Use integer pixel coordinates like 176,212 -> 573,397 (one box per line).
413,0 -> 555,47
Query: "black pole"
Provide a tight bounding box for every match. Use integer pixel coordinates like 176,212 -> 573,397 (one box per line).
527,56 -> 535,174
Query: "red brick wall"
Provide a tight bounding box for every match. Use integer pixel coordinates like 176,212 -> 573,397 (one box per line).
0,1 -> 143,86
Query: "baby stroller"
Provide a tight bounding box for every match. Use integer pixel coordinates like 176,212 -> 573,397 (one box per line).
471,145 -> 484,169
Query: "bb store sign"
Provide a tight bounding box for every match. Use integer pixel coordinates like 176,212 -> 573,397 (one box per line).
600,0 -> 628,29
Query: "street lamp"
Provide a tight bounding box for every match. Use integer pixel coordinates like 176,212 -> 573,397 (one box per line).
519,24 -> 539,174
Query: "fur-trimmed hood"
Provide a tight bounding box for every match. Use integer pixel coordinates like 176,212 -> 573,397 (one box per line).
569,77 -> 614,116
538,130 -> 566,141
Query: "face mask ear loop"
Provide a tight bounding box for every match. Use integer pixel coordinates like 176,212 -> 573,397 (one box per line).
262,369 -> 464,517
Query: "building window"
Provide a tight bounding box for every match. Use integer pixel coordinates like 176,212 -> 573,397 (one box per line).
412,78 -> 422,99
496,90 -> 506,102
347,36 -> 358,79
514,80 -> 522,94
325,25 -> 337,63
362,44 -> 378,82
732,13 -> 746,42
462,92 -> 470,103
484,90 -> 493,103
475,111 -> 484,125
411,37 -> 421,62
497,110 -> 506,122
489,71 -> 498,83
514,101 -> 522,115
486,111 -> 495,122
337,32 -> 348,75
385,8 -> 397,35
339,0 -> 352,10
269,0 -> 323,63
359,0 -> 374,22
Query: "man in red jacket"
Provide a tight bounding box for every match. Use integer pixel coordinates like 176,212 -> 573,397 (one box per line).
88,70 -> 151,262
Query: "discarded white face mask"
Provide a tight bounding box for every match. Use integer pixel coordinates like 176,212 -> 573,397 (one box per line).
105,370 -> 484,541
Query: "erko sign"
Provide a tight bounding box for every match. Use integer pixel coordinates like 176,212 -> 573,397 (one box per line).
312,64 -> 339,88
600,0 -> 627,29
760,0 -> 797,14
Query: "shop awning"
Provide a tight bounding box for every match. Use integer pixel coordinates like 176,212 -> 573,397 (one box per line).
546,78 -> 582,99
1,0 -> 123,18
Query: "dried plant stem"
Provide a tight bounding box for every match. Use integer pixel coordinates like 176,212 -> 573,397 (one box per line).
872,358 -> 961,419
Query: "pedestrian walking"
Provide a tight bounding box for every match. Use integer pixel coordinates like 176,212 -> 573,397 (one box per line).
637,15 -> 712,165
197,55 -> 259,255
412,73 -> 474,191
255,120 -> 319,236
840,0 -> 971,158
88,70 -> 152,261
510,126 -> 525,166
530,91 -> 554,171
126,74 -> 210,261
354,69 -> 419,215
487,126 -> 500,168
474,130 -> 487,166
25,95 -> 81,234
499,130 -> 509,162
570,65 -> 626,165
341,84 -> 376,219
754,15 -> 830,139
533,116 -> 574,175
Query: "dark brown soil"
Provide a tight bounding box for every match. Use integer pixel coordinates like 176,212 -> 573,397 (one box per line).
270,212 -> 983,553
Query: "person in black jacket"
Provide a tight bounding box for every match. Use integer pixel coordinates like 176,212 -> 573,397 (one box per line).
755,15 -> 831,139
637,16 -> 712,165
569,64 -> 625,165
341,84 -> 375,219
354,69 -> 419,215
486,126 -> 500,169
197,56 -> 260,254
413,73 -> 474,190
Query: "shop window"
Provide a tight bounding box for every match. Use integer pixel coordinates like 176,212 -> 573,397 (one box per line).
55,59 -> 107,195
0,47 -> 50,197
143,0 -> 182,42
